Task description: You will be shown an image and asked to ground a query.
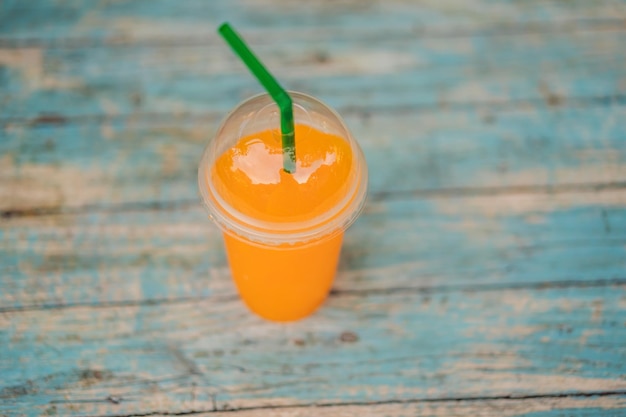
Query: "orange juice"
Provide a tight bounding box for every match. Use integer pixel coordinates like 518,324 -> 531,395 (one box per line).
213,124 -> 353,320
223,231 -> 344,321
198,92 -> 367,321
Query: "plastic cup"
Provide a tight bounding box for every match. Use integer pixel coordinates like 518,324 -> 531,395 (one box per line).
198,91 -> 368,321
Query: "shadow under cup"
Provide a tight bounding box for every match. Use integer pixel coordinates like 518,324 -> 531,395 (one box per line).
198,92 -> 368,321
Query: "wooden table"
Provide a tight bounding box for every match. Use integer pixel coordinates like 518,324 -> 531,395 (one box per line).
2,1 -> 626,416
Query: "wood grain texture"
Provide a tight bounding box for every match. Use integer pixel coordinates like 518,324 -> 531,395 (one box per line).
2,189 -> 625,310
2,284 -> 625,415
2,104 -> 625,212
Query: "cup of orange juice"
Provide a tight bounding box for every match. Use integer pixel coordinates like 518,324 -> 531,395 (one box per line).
198,91 -> 368,321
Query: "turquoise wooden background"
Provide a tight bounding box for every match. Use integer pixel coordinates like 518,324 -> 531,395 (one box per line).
1,1 -> 625,416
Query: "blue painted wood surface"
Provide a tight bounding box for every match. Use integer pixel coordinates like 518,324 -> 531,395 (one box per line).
2,105 -> 625,213
2,285 -> 626,415
1,191 -> 625,309
1,29 -> 625,120
1,1 -> 625,416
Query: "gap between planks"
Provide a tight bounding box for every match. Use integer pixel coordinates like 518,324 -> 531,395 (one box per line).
2,180 -> 626,219
1,278 -> 624,315
61,390 -> 626,417
3,93 -> 626,128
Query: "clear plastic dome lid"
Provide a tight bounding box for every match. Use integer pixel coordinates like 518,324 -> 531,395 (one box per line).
198,92 -> 368,245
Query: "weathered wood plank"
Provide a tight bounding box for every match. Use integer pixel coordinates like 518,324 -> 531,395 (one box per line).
2,189 -> 624,309
2,105 -> 625,213
1,0 -> 625,43
2,28 -> 625,120
1,284 -> 624,415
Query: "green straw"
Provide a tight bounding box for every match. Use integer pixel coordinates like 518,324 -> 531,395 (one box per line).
218,23 -> 296,174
